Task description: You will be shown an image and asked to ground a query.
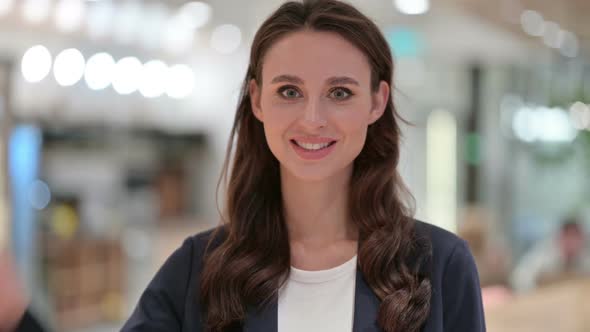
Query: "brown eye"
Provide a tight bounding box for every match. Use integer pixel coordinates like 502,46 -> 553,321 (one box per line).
278,86 -> 302,99
329,87 -> 353,100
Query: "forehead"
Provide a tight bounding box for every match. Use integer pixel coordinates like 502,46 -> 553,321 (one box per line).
261,30 -> 372,85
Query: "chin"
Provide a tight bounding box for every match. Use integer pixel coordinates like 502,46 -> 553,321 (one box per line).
282,159 -> 355,184
281,164 -> 336,183
287,169 -> 333,182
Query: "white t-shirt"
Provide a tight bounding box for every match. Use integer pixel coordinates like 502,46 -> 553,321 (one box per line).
277,255 -> 357,332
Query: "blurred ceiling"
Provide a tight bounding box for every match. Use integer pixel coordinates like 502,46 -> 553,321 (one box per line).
0,0 -> 587,132
449,0 -> 590,56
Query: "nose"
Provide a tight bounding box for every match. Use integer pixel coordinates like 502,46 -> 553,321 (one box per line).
300,99 -> 327,128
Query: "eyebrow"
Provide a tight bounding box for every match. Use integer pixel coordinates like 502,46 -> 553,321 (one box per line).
271,74 -> 303,85
270,74 -> 360,86
327,76 -> 359,86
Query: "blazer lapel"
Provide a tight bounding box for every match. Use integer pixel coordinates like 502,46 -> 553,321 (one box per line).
242,268 -> 381,332
242,296 -> 278,332
353,268 -> 383,332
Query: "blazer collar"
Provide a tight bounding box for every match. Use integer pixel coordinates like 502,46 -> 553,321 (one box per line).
242,268 -> 382,332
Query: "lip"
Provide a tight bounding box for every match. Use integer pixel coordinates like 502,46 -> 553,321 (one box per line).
291,136 -> 338,144
290,139 -> 337,160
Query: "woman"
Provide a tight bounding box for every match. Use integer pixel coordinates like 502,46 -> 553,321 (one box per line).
125,0 -> 485,331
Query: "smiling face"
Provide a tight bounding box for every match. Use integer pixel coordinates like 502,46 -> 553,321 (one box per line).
250,30 -> 389,182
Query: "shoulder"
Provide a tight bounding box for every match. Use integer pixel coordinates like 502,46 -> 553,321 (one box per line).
414,220 -> 486,331
413,219 -> 479,283
121,225 -> 229,331
172,224 -> 228,271
134,225 -> 229,299
185,224 -> 228,257
157,225 -> 226,274
413,219 -> 466,257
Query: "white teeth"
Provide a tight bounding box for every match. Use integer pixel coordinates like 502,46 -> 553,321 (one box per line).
295,141 -> 331,150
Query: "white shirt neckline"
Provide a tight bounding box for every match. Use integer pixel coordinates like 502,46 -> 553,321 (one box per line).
289,254 -> 358,284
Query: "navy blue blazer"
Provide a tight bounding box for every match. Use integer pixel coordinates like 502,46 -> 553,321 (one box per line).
121,220 -> 486,332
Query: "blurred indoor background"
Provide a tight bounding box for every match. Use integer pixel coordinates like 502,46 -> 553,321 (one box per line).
0,0 -> 589,331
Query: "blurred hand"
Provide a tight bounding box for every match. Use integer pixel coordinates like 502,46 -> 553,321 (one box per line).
481,285 -> 513,310
0,250 -> 28,331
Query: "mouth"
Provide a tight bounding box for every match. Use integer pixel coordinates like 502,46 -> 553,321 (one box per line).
290,139 -> 337,151
289,139 -> 338,161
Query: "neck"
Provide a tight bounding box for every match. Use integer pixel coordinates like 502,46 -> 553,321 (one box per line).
280,165 -> 358,247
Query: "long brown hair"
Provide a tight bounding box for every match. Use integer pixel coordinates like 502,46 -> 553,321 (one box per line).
200,1 -> 432,331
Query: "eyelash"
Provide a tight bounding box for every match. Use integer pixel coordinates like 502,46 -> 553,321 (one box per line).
277,85 -> 354,100
329,87 -> 354,100
277,85 -> 301,99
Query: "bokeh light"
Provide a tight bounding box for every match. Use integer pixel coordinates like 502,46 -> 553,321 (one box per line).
28,179 -> 51,210
394,0 -> 430,15
86,0 -> 114,39
513,106 -> 577,143
55,0 -> 86,33
166,64 -> 195,99
138,3 -> 169,50
22,0 -> 51,24
569,102 -> 590,130
112,56 -> 143,95
559,31 -> 579,58
21,45 -> 52,83
176,1 -> 212,30
163,15 -> 195,54
139,60 -> 168,98
113,1 -> 142,44
84,52 -> 115,90
53,48 -> 86,87
542,21 -> 562,48
520,10 -> 545,37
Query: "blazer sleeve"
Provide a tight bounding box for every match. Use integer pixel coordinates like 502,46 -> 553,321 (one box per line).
15,310 -> 45,332
441,240 -> 486,332
121,237 -> 195,332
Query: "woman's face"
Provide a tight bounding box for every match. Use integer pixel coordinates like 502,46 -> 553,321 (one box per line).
250,30 -> 389,182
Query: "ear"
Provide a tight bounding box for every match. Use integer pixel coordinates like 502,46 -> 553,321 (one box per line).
368,81 -> 390,125
249,79 -> 263,122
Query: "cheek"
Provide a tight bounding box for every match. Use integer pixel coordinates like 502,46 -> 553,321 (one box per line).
331,110 -> 371,160
260,92 -> 299,125
262,107 -> 294,134
336,106 -> 372,138
259,107 -> 295,155
347,125 -> 369,155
